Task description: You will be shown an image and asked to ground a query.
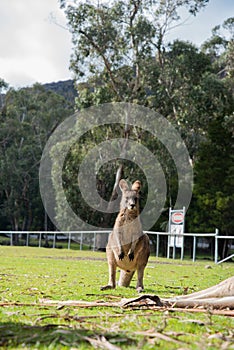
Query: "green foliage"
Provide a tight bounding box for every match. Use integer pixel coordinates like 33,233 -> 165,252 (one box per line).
187,115 -> 234,241
57,1 -> 234,243
61,0 -> 209,103
0,84 -> 74,231
60,0 -> 231,148
57,39 -> 233,233
202,17 -> 234,80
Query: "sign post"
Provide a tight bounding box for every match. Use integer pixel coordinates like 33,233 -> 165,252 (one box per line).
167,207 -> 185,259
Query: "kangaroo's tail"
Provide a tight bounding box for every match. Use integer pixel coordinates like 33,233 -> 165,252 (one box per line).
118,270 -> 135,287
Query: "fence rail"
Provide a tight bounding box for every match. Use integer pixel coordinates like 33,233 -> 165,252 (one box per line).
0,230 -> 111,251
0,230 -> 233,264
144,230 -> 219,262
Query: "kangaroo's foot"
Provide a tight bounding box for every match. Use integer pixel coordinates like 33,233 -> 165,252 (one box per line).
100,284 -> 115,291
136,286 -> 144,293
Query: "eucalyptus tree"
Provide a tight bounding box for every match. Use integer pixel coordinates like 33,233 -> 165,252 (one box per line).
57,1 -> 210,249
60,0 -> 209,105
0,84 -> 74,234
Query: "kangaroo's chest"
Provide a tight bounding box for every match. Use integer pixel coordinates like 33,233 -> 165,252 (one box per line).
115,209 -> 141,228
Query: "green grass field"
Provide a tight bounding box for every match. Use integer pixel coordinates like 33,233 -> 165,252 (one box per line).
0,246 -> 233,349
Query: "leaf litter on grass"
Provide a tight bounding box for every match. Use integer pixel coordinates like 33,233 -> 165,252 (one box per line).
0,246 -> 233,349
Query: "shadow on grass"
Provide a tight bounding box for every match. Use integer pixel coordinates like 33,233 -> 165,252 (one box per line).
0,321 -> 136,349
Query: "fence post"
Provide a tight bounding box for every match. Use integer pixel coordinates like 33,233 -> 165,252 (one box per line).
167,235 -> 170,258
215,228 -> 219,263
93,232 -> 96,251
68,232 -> 71,250
39,232 -> 42,248
172,238 -> 176,259
156,234 -> 159,257
193,236 -> 196,262
80,232 -> 83,250
10,232 -> 13,246
181,236 -> 184,260
26,232 -> 29,247
53,233 -> 56,249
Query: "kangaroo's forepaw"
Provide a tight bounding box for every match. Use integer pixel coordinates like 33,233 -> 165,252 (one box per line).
100,285 -> 115,291
136,286 -> 144,293
118,251 -> 125,260
128,252 -> 134,261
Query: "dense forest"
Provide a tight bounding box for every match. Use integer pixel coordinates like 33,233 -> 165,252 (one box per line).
0,0 -> 233,259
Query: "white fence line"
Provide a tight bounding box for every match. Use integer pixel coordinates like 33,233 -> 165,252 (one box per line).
144,230 -> 219,262
0,230 -> 233,264
0,231 -> 111,251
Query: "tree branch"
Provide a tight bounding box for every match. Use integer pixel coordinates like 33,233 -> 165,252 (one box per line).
129,1 -> 141,95
79,29 -> 120,99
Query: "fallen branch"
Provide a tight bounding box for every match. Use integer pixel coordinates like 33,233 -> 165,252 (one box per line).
38,299 -> 121,308
83,335 -> 121,350
120,294 -> 164,307
135,330 -> 184,345
166,276 -> 234,310
1,277 -> 233,317
169,276 -> 234,300
167,296 -> 234,309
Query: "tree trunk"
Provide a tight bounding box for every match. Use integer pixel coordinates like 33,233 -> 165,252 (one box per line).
96,110 -> 131,250
12,217 -> 19,245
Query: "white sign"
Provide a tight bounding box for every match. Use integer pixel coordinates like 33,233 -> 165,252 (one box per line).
170,224 -> 183,247
168,207 -> 185,248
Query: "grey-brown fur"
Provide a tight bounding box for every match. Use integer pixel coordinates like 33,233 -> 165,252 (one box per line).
101,179 -> 150,293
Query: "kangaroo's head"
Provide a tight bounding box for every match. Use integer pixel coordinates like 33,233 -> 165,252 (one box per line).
119,179 -> 141,211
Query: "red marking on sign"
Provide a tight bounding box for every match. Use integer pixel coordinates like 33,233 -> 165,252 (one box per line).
172,212 -> 184,224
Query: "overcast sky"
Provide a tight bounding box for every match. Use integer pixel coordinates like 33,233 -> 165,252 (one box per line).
0,0 -> 233,89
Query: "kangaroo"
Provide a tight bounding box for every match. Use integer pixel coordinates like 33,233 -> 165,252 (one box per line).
101,179 -> 150,293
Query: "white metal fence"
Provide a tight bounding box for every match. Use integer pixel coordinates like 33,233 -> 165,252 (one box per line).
0,230 -> 233,264
0,231 -> 111,251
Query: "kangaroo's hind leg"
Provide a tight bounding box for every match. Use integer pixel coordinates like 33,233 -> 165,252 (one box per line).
100,250 -> 117,290
136,264 -> 147,293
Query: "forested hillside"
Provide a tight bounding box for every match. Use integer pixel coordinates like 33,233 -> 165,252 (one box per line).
0,79 -> 77,109
43,80 -> 77,104
0,0 -> 233,259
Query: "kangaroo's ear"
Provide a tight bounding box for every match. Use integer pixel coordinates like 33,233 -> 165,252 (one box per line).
132,180 -> 141,192
119,179 -> 129,192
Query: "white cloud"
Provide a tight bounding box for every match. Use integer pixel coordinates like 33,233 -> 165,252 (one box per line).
0,0 -> 72,87
166,0 -> 234,45
0,0 -> 233,88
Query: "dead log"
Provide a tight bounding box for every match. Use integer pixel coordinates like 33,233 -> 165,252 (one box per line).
167,276 -> 234,310
169,276 -> 234,300
167,296 -> 234,309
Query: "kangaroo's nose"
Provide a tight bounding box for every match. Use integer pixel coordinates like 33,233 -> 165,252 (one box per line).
130,204 -> 135,209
